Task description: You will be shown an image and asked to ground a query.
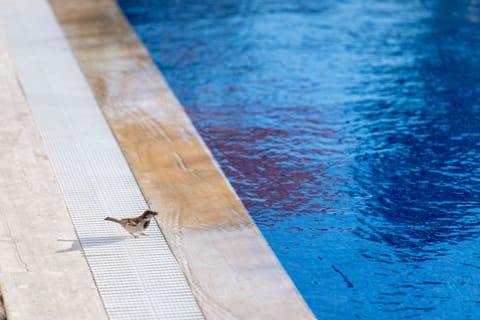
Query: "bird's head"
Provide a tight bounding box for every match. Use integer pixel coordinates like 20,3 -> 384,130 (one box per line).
143,210 -> 158,219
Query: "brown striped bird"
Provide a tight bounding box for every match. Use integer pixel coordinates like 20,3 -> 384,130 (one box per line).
104,210 -> 157,238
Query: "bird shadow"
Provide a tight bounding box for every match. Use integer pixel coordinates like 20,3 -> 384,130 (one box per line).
56,235 -> 127,253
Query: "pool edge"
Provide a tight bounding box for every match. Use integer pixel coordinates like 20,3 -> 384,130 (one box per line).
47,0 -> 316,319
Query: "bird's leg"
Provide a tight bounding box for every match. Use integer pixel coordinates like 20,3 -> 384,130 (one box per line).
130,233 -> 139,238
139,232 -> 147,236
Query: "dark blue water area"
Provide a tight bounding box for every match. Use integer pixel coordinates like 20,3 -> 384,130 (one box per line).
116,0 -> 480,318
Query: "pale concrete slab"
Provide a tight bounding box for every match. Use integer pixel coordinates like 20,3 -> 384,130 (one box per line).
0,34 -> 108,319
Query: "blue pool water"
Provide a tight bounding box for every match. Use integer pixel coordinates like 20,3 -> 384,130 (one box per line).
117,0 -> 480,318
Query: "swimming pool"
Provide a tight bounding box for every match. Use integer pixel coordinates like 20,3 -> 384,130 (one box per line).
117,0 -> 480,318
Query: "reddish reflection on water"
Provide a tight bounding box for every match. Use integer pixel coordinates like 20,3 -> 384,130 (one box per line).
193,113 -> 343,218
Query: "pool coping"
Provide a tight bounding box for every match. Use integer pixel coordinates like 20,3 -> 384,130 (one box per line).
48,0 -> 315,318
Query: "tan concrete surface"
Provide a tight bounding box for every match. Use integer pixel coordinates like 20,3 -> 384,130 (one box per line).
49,1 -> 315,319
0,34 -> 108,320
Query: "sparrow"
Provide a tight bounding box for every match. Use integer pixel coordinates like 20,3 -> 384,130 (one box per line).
104,210 -> 158,238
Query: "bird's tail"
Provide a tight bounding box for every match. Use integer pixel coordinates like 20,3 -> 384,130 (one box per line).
104,217 -> 121,224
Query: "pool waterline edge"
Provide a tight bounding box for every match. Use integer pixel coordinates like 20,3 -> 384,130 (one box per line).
47,0 -> 315,319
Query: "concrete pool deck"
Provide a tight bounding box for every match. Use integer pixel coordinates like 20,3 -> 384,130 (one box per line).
0,0 -> 315,318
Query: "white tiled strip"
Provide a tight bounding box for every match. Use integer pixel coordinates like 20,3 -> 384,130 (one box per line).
0,0 -> 204,319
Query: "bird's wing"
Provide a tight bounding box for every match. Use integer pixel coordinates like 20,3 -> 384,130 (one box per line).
125,219 -> 139,227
